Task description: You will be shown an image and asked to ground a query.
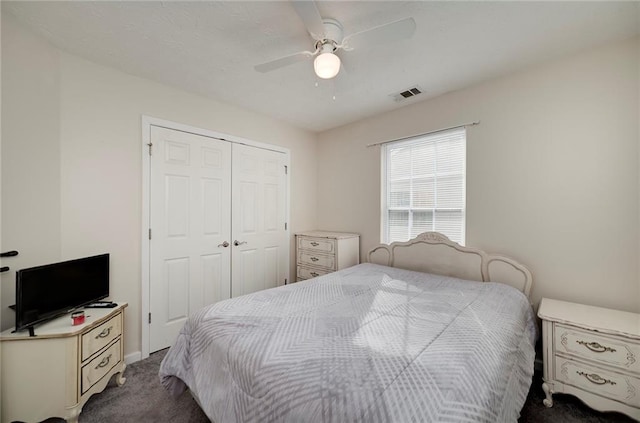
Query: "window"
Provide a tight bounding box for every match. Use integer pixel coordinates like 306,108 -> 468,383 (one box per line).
381,127 -> 466,245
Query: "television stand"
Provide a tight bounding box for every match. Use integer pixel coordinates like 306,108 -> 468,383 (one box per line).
0,303 -> 128,423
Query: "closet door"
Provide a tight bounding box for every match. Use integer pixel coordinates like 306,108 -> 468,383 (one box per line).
149,126 -> 232,353
231,144 -> 288,296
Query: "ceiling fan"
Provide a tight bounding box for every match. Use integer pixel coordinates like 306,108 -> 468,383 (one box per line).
255,1 -> 416,80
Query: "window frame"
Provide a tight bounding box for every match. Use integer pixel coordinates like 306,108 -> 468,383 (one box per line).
380,128 -> 466,245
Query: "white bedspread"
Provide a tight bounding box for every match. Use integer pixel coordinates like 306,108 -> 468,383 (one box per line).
159,263 -> 537,422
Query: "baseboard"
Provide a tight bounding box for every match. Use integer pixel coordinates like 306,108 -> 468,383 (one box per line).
125,351 -> 142,365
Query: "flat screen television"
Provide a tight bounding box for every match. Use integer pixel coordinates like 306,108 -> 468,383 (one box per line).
15,253 -> 109,333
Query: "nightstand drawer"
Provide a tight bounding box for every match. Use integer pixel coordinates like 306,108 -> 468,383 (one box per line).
554,324 -> 640,375
81,313 -> 122,362
555,356 -> 640,408
81,339 -> 122,394
297,237 -> 336,254
297,251 -> 335,270
297,266 -> 330,280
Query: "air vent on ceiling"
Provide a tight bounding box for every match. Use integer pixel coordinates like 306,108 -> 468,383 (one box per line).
391,86 -> 423,102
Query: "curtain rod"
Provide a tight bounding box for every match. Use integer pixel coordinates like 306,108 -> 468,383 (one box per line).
365,121 -> 480,148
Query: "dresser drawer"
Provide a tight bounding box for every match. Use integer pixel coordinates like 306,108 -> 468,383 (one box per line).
554,324 -> 640,375
555,356 -> 640,408
297,251 -> 335,270
297,266 -> 330,280
81,339 -> 122,394
297,237 -> 335,254
82,313 -> 122,362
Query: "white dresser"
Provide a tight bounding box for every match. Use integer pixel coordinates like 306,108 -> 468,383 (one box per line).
296,231 -> 360,281
538,298 -> 640,420
1,303 -> 127,423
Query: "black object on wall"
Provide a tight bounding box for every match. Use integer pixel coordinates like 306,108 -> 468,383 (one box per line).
0,250 -> 19,272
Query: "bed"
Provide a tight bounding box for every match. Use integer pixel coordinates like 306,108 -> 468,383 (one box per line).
159,232 -> 537,422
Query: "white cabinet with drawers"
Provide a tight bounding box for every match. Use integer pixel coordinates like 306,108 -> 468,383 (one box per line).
538,298 -> 640,420
1,303 -> 127,423
296,231 -> 359,282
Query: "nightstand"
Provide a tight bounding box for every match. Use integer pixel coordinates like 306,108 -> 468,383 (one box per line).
538,298 -> 640,420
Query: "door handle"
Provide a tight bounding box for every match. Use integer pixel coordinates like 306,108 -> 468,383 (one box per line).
218,241 -> 230,248
233,240 -> 247,246
0,251 -> 18,258
0,267 -> 9,273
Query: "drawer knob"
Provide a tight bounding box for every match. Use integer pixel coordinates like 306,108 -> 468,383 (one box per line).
310,242 -> 319,247
310,272 -> 319,277
310,257 -> 319,262
576,340 -> 616,353
95,353 -> 112,370
95,326 -> 113,339
576,371 -> 616,386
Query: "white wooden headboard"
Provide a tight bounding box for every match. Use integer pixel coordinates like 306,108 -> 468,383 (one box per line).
367,232 -> 533,299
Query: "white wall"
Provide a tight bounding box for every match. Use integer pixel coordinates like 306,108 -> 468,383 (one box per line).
1,14 -> 318,357
1,15 -> 62,328
317,37 -> 640,313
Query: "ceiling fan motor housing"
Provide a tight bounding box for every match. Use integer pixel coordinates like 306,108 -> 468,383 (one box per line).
312,19 -> 344,79
318,18 -> 344,51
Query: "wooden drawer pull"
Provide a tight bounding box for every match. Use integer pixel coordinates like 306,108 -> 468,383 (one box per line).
577,371 -> 616,386
310,242 -> 319,246
310,272 -> 319,277
310,257 -> 319,262
576,340 -> 616,353
95,354 -> 112,370
95,326 -> 113,339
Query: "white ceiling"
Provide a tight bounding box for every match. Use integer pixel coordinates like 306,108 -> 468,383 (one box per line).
4,1 -> 639,132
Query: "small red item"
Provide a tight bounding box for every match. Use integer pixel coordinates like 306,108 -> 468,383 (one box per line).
71,311 -> 85,326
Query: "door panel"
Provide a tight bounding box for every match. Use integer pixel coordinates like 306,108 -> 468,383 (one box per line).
202,253 -> 226,305
240,181 -> 258,234
231,144 -> 288,297
166,175 -> 189,237
202,178 -> 222,235
236,248 -> 258,295
166,257 -> 189,321
264,246 -> 280,289
149,126 -> 232,353
264,183 -> 279,231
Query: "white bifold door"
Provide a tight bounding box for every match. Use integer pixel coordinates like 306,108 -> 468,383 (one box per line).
149,126 -> 288,353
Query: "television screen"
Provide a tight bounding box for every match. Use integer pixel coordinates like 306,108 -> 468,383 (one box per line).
15,253 -> 109,332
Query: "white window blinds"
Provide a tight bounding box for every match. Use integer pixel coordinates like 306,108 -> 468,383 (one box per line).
382,127 -> 466,245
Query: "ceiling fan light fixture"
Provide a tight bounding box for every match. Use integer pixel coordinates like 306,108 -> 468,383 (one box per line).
314,52 -> 341,79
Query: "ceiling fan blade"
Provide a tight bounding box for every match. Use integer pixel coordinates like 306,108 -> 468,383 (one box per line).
255,51 -> 314,73
291,0 -> 325,40
342,17 -> 416,51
